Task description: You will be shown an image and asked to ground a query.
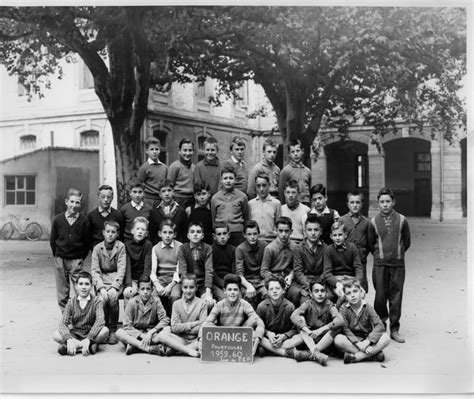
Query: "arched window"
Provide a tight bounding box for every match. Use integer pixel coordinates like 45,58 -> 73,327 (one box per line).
80,130 -> 99,148
20,134 -> 36,150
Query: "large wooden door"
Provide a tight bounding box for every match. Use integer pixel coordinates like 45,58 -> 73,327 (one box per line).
414,178 -> 431,216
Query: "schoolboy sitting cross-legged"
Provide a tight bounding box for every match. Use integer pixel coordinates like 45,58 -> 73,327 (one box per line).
91,220 -> 127,345
290,277 -> 345,366
334,279 -> 389,364
53,271 -> 109,356
256,276 -> 300,358
157,274 -> 207,357
199,274 -> 265,356
115,276 -> 170,355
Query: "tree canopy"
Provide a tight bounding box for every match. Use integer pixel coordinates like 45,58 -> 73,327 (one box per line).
0,6 -> 467,202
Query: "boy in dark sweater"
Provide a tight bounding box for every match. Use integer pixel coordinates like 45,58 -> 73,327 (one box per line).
53,271 -> 109,356
368,187 -> 411,344
303,184 -> 340,245
148,180 -> 188,245
123,217 -> 153,309
120,182 -> 153,242
186,181 -> 213,245
50,188 -> 90,312
323,222 -> 364,309
194,137 -> 221,197
177,222 -> 215,309
88,185 -> 124,248
211,223 -> 236,301
334,279 -> 389,363
167,138 -> 195,209
137,136 -> 168,207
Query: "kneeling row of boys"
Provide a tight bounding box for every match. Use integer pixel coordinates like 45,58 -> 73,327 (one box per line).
53,271 -> 389,366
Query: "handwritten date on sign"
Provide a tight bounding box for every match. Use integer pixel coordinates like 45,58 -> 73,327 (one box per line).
201,326 -> 253,363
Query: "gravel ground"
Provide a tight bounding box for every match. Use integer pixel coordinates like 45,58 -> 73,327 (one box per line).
0,220 -> 472,394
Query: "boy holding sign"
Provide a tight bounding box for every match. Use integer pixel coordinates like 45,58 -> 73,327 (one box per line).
199,274 -> 265,356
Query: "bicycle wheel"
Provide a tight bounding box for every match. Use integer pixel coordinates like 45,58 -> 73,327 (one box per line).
25,222 -> 42,241
1,222 -> 14,240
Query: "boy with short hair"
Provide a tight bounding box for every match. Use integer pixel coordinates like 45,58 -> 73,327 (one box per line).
148,180 -> 188,245
186,181 -> 213,245
157,274 -> 207,357
88,185 -> 124,248
290,278 -> 345,366
323,222 -> 364,308
212,223 -> 236,301
260,216 -> 300,306
120,181 -> 153,242
303,184 -> 340,245
278,139 -> 311,206
50,188 -> 90,312
177,222 -> 215,308
235,220 -> 268,308
334,279 -> 389,363
368,187 -> 411,344
211,164 -> 249,247
115,276 -> 170,355
248,138 -> 280,199
222,136 -> 249,193
194,137 -> 222,196
91,220 -> 127,345
248,172 -> 281,242
137,136 -> 168,207
280,180 -> 310,243
167,138 -> 195,209
293,216 -> 327,306
339,192 -> 370,292
199,274 -> 265,356
123,217 -> 153,307
53,271 -> 109,356
256,276 -> 300,358
150,219 -> 183,316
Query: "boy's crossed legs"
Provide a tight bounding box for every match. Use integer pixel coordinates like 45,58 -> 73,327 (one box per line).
334,332 -> 390,363
52,327 -> 109,356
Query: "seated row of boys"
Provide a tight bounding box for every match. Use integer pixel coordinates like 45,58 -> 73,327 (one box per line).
54,270 -> 389,366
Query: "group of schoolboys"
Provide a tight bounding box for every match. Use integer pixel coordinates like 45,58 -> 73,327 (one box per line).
51,135 -> 410,366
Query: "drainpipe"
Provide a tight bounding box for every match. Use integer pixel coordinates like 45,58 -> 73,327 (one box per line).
439,131 -> 444,222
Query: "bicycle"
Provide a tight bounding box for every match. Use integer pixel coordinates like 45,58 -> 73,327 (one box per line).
1,214 -> 43,241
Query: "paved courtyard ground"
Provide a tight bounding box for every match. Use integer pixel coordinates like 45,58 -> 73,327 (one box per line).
0,220 -> 472,394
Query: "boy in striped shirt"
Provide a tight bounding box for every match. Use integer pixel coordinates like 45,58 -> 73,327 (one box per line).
150,219 -> 182,316
53,271 -> 109,356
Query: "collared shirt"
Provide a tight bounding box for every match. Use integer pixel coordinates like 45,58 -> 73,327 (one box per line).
381,211 -> 394,234
65,211 -> 79,226
302,206 -> 340,224
157,200 -> 179,218
248,195 -> 281,238
340,300 -> 385,344
190,242 -> 203,264
98,206 -> 111,218
131,201 -> 144,211
334,243 -> 348,252
231,155 -> 243,167
346,299 -> 367,317
78,294 -> 91,310
260,238 -> 296,280
147,158 -> 163,165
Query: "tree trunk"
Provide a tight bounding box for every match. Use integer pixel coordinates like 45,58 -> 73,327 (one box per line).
285,81 -> 309,165
111,120 -> 142,207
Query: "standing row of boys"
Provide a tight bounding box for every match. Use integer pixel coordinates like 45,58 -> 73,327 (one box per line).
50,135 -> 410,365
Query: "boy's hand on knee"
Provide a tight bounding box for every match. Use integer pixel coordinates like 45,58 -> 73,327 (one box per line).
108,287 -> 118,301
142,331 -> 154,346
364,345 -> 374,355
99,288 -> 108,299
123,287 -> 133,298
245,285 -> 256,299
335,282 -> 344,298
81,338 -> 91,356
66,338 -> 80,356
356,340 -> 370,352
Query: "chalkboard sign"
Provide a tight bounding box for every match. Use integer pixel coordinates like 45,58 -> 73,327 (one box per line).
201,326 -> 253,363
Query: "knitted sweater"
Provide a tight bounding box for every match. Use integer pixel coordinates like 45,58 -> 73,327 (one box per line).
124,238 -> 153,286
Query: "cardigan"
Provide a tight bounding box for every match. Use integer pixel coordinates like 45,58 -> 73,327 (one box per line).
323,242 -> 364,288
58,295 -> 105,341
211,188 -> 249,233
171,297 -> 208,340
50,212 -> 90,259
339,301 -> 386,343
148,203 -> 188,245
91,240 -> 127,291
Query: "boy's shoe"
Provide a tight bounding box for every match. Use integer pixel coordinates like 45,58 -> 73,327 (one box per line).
310,350 -> 328,366
89,342 -> 98,355
108,331 -> 119,345
125,344 -> 139,355
258,346 -> 268,357
343,353 -> 356,364
148,344 -> 165,356
390,331 -> 405,343
165,346 -> 178,357
286,348 -> 312,362
373,351 -> 385,362
57,345 -> 68,356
